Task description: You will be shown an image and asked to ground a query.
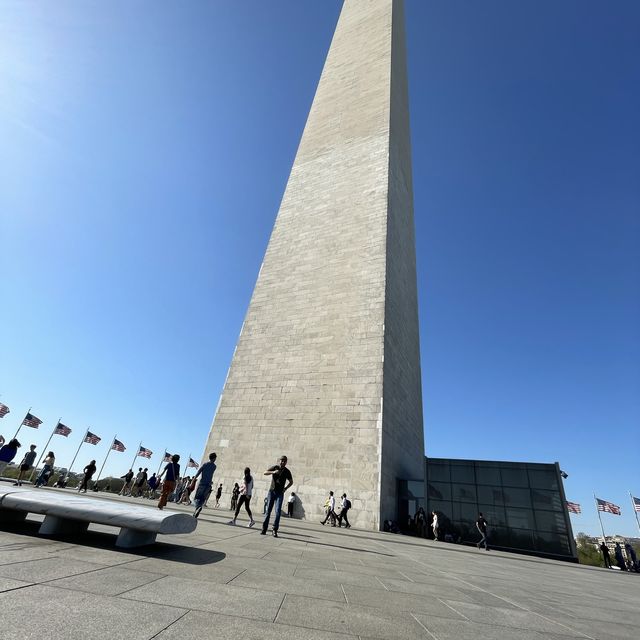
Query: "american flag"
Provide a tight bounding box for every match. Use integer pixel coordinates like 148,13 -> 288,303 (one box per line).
163,452 -> 172,462
632,496 -> 640,513
53,422 -> 72,437
84,431 -> 101,445
111,439 -> 126,452
596,498 -> 621,515
0,403 -> 9,418
187,457 -> 199,469
138,446 -> 152,459
566,501 -> 581,514
22,412 -> 43,428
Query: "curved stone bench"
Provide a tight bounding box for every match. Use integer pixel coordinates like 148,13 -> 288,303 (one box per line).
0,487 -> 197,547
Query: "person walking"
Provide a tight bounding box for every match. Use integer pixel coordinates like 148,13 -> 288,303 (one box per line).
192,453 -> 217,518
287,492 -> 296,517
431,511 -> 439,541
624,543 -> 637,571
214,483 -> 223,508
34,451 -> 55,487
120,469 -> 134,496
13,444 -> 37,486
337,493 -> 351,528
146,473 -> 158,498
78,460 -> 97,493
229,467 -> 255,527
476,512 -> 489,550
132,467 -> 148,497
261,455 -> 293,538
157,454 -> 180,510
320,491 -> 337,526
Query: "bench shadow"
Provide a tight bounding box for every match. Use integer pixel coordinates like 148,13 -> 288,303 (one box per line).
0,520 -> 226,566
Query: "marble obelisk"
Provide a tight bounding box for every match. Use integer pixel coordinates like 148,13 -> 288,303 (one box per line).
203,0 -> 424,529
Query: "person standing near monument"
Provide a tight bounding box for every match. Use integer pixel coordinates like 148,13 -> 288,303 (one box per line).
287,492 -> 296,517
192,452 -> 217,518
229,466 -> 255,527
13,444 -> 37,486
78,460 -> 97,493
214,483 -> 223,508
476,512 -> 489,550
261,455 -> 293,538
0,439 -> 20,477
157,454 -> 180,510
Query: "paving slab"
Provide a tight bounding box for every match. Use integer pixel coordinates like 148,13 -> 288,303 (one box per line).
0,556 -> 107,582
47,565 -> 166,596
120,574 -> 284,621
0,583 -> 186,639
276,593 -> 429,639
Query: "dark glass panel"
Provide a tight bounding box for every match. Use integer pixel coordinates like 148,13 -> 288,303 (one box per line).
508,527 -> 536,551
428,500 -> 452,517
450,463 -> 475,484
485,525 -> 512,548
427,482 -> 451,501
534,530 -> 572,555
500,467 -> 529,488
451,483 -> 477,503
478,504 -> 507,527
406,480 -> 425,500
531,489 -> 562,511
427,462 -> 450,482
506,507 -> 536,529
534,509 -> 567,534
501,487 -> 532,508
475,465 -> 501,485
528,468 -> 559,491
478,486 -> 506,505
451,501 -> 478,525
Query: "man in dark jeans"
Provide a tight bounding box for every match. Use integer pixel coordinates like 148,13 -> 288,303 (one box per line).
261,455 -> 293,538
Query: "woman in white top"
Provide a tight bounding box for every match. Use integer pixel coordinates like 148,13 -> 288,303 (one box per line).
35,451 -> 55,487
229,467 -> 255,527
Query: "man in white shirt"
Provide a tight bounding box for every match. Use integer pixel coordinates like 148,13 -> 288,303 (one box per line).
431,511 -> 439,541
287,492 -> 296,517
320,491 -> 337,527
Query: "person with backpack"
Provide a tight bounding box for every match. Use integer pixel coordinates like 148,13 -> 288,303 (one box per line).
338,493 -> 352,528
157,454 -> 180,510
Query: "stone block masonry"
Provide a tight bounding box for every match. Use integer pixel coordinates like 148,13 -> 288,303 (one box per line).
203,0 -> 424,529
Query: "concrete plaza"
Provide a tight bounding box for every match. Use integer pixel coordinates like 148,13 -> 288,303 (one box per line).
0,489 -> 638,640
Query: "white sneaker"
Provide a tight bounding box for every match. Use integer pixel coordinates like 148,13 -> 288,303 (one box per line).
248,520 -> 255,528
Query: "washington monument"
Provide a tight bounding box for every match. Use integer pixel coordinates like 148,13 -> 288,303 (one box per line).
203,0 -> 424,529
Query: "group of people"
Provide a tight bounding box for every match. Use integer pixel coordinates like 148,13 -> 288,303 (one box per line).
0,440 -> 58,489
600,541 -> 639,572
320,491 -> 352,528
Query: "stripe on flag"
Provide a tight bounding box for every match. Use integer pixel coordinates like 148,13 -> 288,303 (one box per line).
22,412 -> 42,428
163,452 -> 172,462
138,446 -> 152,459
566,501 -> 581,514
111,439 -> 126,452
596,498 -> 621,515
84,431 -> 101,445
632,496 -> 640,513
0,403 -> 10,418
187,457 -> 199,469
53,422 -> 72,437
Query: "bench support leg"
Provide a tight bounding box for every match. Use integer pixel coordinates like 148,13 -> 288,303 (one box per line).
0,508 -> 28,524
116,528 -> 157,548
39,515 -> 89,536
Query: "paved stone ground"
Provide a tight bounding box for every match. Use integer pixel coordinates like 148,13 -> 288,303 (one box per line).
0,488 -> 638,640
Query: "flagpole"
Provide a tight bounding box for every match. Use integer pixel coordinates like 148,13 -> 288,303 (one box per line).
630,492 -> 640,536
186,453 -> 191,476
12,407 -> 31,440
594,493 -> 607,541
156,449 -> 167,476
67,428 -> 88,477
28,419 -> 59,482
130,441 -> 141,472
95,435 -> 116,484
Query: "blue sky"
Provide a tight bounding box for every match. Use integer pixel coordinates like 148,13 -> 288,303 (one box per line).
1,1 -> 638,536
